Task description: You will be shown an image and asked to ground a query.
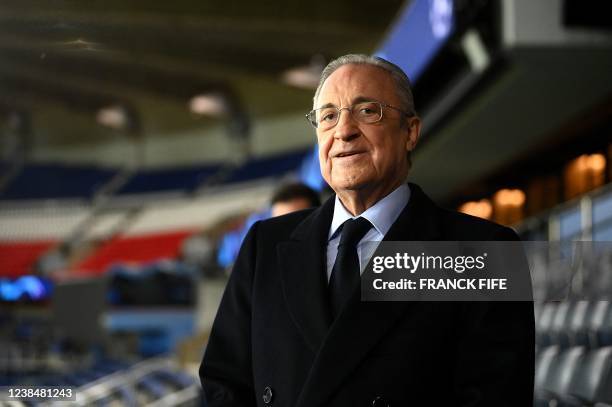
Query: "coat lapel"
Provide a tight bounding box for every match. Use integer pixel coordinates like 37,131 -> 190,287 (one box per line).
277,196 -> 335,353
295,183 -> 442,407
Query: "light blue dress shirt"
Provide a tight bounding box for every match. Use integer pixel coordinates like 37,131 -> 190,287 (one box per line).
326,184 -> 410,281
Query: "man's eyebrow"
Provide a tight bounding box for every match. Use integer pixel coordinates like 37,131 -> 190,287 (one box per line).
352,96 -> 378,104
316,96 -> 379,109
317,102 -> 336,109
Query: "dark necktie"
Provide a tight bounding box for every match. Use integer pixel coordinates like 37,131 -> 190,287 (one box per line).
329,217 -> 372,319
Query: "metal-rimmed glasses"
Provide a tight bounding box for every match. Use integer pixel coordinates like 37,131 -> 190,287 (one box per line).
305,101 -> 412,130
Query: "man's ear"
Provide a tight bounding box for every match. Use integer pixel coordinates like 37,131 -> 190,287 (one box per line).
405,116 -> 421,152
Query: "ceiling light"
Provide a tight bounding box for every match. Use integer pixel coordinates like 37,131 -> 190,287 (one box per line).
494,189 -> 526,207
281,55 -> 325,90
587,153 -> 606,172
96,105 -> 128,130
189,94 -> 227,116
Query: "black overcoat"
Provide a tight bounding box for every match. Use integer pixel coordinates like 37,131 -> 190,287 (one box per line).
200,183 -> 535,406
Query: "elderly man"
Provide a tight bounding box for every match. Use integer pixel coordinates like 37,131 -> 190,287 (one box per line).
200,54 -> 534,406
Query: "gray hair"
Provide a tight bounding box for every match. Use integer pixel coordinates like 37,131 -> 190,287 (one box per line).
312,54 -> 416,117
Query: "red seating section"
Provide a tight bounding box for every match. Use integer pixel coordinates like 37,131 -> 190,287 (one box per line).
73,230 -> 195,275
0,240 -> 57,277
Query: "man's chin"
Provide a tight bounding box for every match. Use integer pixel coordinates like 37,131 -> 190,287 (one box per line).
330,180 -> 370,194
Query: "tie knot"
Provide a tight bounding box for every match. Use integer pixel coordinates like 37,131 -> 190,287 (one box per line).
339,217 -> 372,248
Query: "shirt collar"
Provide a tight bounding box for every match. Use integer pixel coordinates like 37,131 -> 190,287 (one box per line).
328,184 -> 410,241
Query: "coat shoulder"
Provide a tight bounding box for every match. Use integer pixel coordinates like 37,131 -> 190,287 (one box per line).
256,208 -> 316,240
436,207 -> 520,241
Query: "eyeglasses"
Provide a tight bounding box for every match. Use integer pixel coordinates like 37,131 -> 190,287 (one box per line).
305,101 -> 411,130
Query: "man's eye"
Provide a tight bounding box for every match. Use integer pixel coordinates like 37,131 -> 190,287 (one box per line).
320,111 -> 337,122
356,103 -> 379,117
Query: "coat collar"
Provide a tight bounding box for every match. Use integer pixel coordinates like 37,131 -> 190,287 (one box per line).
277,195 -> 336,352
278,183 -> 443,406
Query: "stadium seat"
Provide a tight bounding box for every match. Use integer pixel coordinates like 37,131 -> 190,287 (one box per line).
116,385 -> 138,407
567,301 -> 593,347
538,302 -> 558,347
138,375 -> 168,400
551,302 -> 574,348
534,346 -> 587,406
535,345 -> 561,396
155,368 -> 195,389
564,346 -> 612,406
589,302 -> 612,348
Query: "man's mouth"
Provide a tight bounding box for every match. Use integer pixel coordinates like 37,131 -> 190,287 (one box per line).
334,151 -> 364,158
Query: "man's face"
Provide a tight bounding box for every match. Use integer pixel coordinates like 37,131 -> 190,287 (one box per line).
315,64 -> 419,196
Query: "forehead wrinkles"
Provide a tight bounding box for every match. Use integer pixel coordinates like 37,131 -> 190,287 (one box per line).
315,65 -> 397,108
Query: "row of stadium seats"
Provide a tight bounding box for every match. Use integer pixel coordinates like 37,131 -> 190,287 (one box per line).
0,148 -> 310,200
0,163 -> 117,200
33,359 -> 131,387
21,359 -> 198,406
534,345 -> 612,406
536,301 -> 612,349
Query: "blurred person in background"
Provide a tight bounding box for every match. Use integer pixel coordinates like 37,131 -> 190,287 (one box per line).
270,182 -> 321,217
200,54 -> 534,406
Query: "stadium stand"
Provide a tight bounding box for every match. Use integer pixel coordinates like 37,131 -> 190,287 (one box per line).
534,299 -> 612,404
0,149 -> 309,203
0,204 -> 91,277
73,230 -> 194,275
534,344 -> 612,406
0,163 -> 117,201
569,346 -> 612,406
223,148 -> 311,184
0,240 -> 56,278
116,163 -> 221,195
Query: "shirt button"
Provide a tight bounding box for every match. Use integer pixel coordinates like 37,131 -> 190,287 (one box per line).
262,386 -> 273,404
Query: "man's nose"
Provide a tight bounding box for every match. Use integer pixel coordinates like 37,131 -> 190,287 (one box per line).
333,108 -> 360,141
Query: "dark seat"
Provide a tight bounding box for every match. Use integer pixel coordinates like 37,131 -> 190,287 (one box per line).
588,302 -> 612,348
535,345 -> 561,392
568,301 -> 593,347
550,302 -> 574,348
534,346 -> 587,407
538,302 -> 558,347
599,306 -> 612,347
566,346 -> 612,406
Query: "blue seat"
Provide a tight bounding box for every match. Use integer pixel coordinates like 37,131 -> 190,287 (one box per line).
138,375 -> 167,400
0,163 -> 116,200
156,369 -> 195,389
116,385 -> 138,407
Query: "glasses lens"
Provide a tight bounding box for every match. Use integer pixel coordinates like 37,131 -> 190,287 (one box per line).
308,102 -> 384,129
317,107 -> 339,130
353,102 -> 382,124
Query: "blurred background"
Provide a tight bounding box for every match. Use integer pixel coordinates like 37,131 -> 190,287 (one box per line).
1,0 -> 611,405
